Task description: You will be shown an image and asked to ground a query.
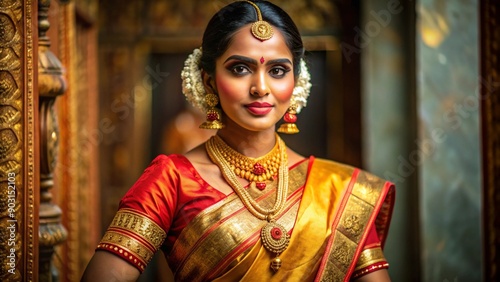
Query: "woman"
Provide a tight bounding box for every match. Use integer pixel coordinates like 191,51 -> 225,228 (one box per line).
82,1 -> 395,281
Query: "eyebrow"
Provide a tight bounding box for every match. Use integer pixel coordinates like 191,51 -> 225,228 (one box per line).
223,55 -> 292,66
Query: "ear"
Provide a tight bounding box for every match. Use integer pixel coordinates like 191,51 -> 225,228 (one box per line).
202,70 -> 217,94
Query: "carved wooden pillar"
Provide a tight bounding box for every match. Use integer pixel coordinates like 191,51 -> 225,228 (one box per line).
0,0 -> 38,281
38,0 -> 68,281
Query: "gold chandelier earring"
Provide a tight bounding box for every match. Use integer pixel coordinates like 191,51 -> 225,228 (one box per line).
199,93 -> 225,129
277,104 -> 299,134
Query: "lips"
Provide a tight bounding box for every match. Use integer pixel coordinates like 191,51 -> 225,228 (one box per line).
245,102 -> 273,115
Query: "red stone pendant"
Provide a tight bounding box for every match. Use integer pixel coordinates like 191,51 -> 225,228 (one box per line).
256,182 -> 266,190
253,163 -> 266,175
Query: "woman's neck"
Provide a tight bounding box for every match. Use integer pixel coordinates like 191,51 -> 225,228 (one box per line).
216,127 -> 278,158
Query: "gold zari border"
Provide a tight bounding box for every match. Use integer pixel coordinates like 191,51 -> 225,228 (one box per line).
354,246 -> 386,270
109,209 -> 166,248
97,209 -> 166,271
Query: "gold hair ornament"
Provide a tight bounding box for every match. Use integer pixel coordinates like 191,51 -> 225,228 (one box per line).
242,0 -> 274,41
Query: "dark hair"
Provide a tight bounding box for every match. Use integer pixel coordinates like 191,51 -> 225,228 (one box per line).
200,0 -> 304,78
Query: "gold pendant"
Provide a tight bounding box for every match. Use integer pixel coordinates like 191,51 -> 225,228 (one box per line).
271,256 -> 282,272
261,221 -> 290,272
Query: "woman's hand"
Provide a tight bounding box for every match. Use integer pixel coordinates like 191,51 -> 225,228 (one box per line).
81,251 -> 140,282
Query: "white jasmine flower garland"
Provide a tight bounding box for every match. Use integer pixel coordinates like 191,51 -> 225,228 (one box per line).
181,47 -> 311,113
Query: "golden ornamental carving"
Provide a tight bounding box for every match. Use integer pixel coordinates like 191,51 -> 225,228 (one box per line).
39,220 -> 69,247
0,129 -> 18,160
0,12 -> 16,43
0,0 -> 36,280
0,105 -> 21,125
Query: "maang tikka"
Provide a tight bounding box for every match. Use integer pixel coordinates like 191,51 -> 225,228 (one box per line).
199,93 -> 225,129
242,0 -> 274,41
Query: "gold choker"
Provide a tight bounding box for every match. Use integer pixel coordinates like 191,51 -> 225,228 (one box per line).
205,134 -> 290,272
210,135 -> 280,190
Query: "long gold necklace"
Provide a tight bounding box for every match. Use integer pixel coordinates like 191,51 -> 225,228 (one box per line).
206,134 -> 290,272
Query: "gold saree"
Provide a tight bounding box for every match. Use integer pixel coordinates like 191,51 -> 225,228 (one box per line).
166,157 -> 395,281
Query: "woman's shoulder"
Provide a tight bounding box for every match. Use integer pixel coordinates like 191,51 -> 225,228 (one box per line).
149,153 -> 188,165
136,153 -> 198,184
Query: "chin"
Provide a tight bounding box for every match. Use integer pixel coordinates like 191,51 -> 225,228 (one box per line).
245,124 -> 277,133
228,121 -> 273,133
224,114 -> 280,132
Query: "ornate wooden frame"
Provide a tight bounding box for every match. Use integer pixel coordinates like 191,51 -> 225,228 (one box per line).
481,0 -> 500,281
0,0 -> 38,281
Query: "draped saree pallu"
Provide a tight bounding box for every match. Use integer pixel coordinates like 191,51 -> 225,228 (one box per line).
96,155 -> 394,281
314,166 -> 395,282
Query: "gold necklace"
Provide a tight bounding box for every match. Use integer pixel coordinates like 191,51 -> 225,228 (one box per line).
211,134 -> 281,190
206,134 -> 290,272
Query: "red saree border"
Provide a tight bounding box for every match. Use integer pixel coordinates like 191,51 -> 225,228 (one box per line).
314,169 -> 395,282
375,181 -> 396,247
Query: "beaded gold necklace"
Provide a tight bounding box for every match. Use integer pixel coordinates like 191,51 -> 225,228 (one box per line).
206,134 -> 290,272
210,134 -> 280,190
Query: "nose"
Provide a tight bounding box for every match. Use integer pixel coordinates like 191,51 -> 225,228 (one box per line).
250,72 -> 270,97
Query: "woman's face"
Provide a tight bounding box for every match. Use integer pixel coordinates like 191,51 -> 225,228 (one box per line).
212,24 -> 295,133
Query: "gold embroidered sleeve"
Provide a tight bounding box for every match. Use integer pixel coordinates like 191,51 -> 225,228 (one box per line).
96,209 -> 167,272
352,246 -> 389,279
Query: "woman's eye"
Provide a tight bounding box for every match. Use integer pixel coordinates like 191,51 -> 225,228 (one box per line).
269,67 -> 289,78
231,65 -> 250,75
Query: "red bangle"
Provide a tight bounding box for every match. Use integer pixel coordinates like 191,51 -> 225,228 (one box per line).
351,261 -> 389,279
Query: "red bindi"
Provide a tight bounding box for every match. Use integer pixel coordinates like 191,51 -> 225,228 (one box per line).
260,56 -> 265,64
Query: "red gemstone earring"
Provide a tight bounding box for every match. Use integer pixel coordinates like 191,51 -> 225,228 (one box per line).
199,93 -> 225,129
277,104 -> 299,134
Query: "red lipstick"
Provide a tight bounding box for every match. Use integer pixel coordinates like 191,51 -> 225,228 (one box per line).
245,102 -> 273,115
